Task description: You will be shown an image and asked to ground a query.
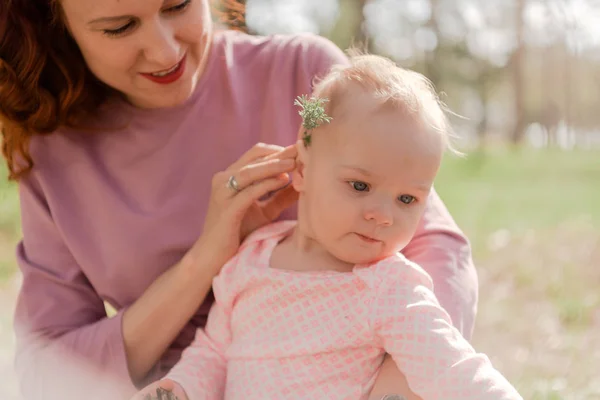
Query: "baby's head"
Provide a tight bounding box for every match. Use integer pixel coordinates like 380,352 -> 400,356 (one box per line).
292,53 -> 456,265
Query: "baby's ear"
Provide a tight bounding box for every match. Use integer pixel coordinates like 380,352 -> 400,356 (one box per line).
292,140 -> 309,192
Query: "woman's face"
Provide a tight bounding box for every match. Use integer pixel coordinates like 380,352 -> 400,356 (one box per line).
60,0 -> 213,109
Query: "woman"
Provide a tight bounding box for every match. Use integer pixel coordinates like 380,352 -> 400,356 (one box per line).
0,0 -> 478,399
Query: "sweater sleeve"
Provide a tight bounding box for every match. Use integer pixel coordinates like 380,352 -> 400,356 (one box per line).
370,260 -> 522,400
165,305 -> 229,400
13,171 -> 135,399
165,257 -> 236,400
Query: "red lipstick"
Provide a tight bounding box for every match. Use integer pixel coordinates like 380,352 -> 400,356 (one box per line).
140,54 -> 187,85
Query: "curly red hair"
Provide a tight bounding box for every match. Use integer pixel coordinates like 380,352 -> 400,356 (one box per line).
0,0 -> 246,181
213,0 -> 247,31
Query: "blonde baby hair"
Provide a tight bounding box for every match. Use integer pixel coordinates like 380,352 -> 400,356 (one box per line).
309,51 -> 461,155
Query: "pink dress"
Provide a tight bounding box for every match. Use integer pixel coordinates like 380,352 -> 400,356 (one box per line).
166,221 -> 521,400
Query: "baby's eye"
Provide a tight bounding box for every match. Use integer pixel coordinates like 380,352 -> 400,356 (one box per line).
398,194 -> 415,204
349,181 -> 369,192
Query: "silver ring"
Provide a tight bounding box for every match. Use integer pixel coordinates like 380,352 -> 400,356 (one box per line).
226,175 -> 241,193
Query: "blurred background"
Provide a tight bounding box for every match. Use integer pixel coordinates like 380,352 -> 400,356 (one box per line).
1,0 -> 599,398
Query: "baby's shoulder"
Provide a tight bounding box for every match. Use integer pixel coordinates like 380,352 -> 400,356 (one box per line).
217,221 -> 296,276
357,254 -> 434,293
212,221 -> 296,304
240,220 -> 296,250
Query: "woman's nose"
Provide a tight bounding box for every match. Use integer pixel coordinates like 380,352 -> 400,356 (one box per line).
142,22 -> 181,68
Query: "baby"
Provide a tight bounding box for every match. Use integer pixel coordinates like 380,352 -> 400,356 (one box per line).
135,54 -> 522,400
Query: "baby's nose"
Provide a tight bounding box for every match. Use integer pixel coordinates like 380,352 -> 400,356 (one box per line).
363,202 -> 393,226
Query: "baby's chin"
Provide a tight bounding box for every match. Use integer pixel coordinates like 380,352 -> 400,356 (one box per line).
332,248 -> 396,266
330,241 -> 408,266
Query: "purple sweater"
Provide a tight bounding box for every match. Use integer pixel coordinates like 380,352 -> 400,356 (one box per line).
13,31 -> 478,399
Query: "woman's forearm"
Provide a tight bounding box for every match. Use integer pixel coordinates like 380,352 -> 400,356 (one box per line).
122,245 -> 220,383
121,145 -> 299,384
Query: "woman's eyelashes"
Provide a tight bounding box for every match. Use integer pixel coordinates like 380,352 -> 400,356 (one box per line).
103,21 -> 135,37
347,181 -> 416,204
165,0 -> 193,13
102,0 -> 192,37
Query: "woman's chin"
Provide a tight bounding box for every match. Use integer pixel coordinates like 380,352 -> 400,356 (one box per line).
127,85 -> 195,109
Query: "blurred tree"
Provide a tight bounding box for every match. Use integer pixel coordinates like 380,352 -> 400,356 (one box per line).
243,0 -> 600,148
354,0 -> 369,49
511,0 -> 527,144
424,0 -> 441,89
559,0 -> 574,140
327,0 -> 373,52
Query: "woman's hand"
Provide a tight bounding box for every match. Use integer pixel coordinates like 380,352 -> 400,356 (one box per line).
132,378 -> 188,400
188,142 -> 298,273
236,144 -> 299,240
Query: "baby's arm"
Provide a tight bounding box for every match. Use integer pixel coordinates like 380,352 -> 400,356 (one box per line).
164,262 -> 236,399
163,298 -> 231,400
371,260 -> 522,400
165,312 -> 229,399
133,299 -> 230,400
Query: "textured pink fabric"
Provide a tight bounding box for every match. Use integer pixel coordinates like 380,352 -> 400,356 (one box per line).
167,222 -> 518,400
13,30 -> 477,399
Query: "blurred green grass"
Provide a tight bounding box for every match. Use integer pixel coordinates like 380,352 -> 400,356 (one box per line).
0,148 -> 599,398
0,172 -> 19,283
435,148 -> 600,253
435,148 -> 600,399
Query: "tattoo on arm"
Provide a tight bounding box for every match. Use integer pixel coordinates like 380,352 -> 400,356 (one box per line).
143,388 -> 179,400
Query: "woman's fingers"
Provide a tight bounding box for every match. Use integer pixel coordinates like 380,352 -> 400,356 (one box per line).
224,158 -> 295,195
259,184 -> 299,221
230,174 -> 291,212
260,143 -> 298,163
221,143 -> 298,199
227,143 -> 285,171
227,143 -> 298,172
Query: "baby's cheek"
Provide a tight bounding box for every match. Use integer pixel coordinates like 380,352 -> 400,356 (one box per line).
400,211 -> 425,241
325,197 -> 353,222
